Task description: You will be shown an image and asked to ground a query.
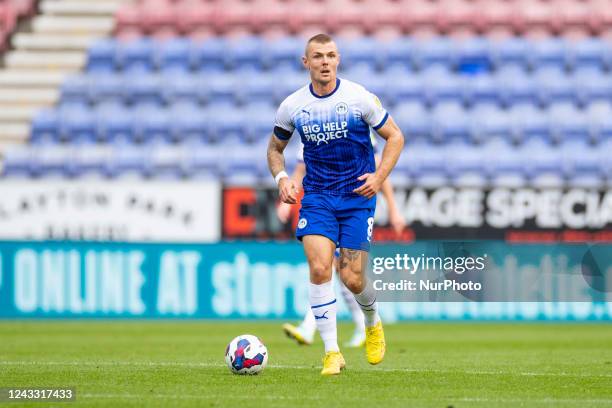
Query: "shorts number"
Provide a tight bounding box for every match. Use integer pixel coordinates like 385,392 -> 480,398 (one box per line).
367,217 -> 374,242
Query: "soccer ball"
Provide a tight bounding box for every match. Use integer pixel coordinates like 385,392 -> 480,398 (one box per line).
225,334 -> 268,375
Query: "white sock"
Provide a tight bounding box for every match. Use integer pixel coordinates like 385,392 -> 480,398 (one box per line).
309,280 -> 338,353
299,305 -> 316,339
339,282 -> 365,333
354,281 -> 380,328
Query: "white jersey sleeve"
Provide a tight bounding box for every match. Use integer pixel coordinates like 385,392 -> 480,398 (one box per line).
361,91 -> 389,131
273,99 -> 295,140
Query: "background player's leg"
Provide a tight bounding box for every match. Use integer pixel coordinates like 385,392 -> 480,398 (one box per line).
336,248 -> 380,328
335,257 -> 366,347
299,307 -> 316,339
303,234 -> 338,353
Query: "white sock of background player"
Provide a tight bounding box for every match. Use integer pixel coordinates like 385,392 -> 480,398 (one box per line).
299,306 -> 316,340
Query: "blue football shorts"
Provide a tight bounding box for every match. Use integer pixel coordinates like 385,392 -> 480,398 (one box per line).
295,192 -> 376,252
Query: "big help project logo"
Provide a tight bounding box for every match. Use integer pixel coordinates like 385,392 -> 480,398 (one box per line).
301,121 -> 349,145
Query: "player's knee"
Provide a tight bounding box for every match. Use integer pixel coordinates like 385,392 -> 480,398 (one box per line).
310,262 -> 331,284
343,274 -> 365,293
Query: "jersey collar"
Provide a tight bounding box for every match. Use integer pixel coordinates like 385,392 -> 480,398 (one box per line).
309,78 -> 341,99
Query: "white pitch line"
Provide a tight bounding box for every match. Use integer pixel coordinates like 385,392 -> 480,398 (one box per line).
79,393 -> 612,405
82,393 -> 324,401
1,361 -> 611,379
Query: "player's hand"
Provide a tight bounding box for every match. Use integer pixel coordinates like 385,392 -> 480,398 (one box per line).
277,202 -> 292,223
353,173 -> 383,199
389,207 -> 406,235
279,177 -> 298,204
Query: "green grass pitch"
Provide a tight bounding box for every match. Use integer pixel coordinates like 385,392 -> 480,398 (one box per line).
1,321 -> 611,407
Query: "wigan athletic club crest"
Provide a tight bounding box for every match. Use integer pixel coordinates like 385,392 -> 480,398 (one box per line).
335,102 -> 348,115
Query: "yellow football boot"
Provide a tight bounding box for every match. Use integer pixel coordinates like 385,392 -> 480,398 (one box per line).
365,321 -> 386,365
282,323 -> 313,345
321,351 -> 346,376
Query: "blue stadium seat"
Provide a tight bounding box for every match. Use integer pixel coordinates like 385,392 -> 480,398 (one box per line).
125,73 -> 163,106
132,105 -> 172,143
562,141 -> 600,183
170,102 -> 209,143
587,101 -> 612,143
470,104 -> 514,143
117,38 -> 155,73
264,36 -> 302,71
573,68 -> 612,105
413,37 -> 454,69
238,73 -> 277,105
31,144 -> 73,178
599,140 -> 612,181
226,36 -> 263,71
491,38 -> 529,69
392,102 -> 431,141
496,66 -> 537,106
184,142 -> 222,177
455,37 -> 492,74
408,142 -> 448,187
343,65 -> 386,101
243,102 -> 275,143
422,67 -> 464,105
534,67 -> 575,105
337,37 -> 380,70
548,103 -> 591,144
530,38 -> 567,69
384,69 -> 423,105
391,143 -> 412,175
567,38 -> 609,71
148,142 -> 187,179
30,108 -> 60,143
521,140 -> 563,185
206,102 -> 245,143
59,104 -> 96,143
60,75 -> 90,105
87,38 -> 117,73
277,71 -> 307,101
465,73 -> 500,106
96,103 -> 133,142
484,140 -> 526,187
446,142 -> 488,187
511,103 -> 551,144
223,146 -> 262,178
106,141 -> 148,178
430,102 -> 471,144
162,74 -> 201,105
204,73 -> 238,105
1,146 -> 33,178
88,73 -> 124,104
383,37 -> 413,69
156,38 -> 191,73
73,145 -> 112,177
191,37 -> 227,72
